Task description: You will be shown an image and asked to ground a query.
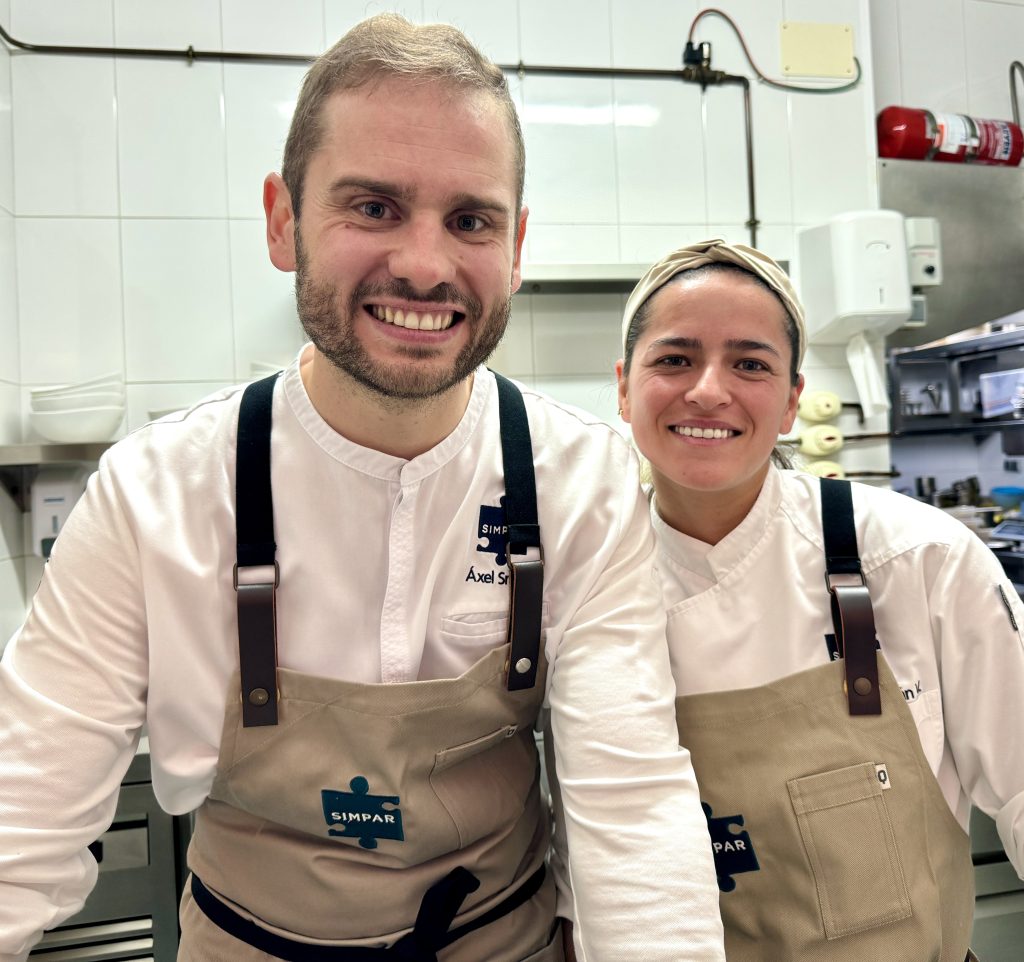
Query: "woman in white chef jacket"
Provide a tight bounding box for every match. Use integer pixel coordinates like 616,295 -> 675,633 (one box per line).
612,239 -> 1024,962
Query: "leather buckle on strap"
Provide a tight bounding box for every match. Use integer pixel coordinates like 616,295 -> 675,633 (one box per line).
235,563 -> 280,727
505,556 -> 544,692
825,570 -> 864,592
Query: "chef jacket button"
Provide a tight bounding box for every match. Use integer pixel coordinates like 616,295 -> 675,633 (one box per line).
853,677 -> 873,696
515,657 -> 532,674
248,687 -> 270,706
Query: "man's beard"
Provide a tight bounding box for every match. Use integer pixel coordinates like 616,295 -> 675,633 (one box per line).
294,233 -> 511,402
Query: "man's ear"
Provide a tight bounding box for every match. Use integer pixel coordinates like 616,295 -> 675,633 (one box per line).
509,206 -> 529,294
265,173 -> 297,272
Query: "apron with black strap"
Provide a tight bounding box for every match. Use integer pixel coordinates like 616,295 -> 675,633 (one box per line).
674,477 -> 976,961
178,371 -> 563,962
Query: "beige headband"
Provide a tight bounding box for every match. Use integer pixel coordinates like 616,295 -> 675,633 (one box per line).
621,239 -> 806,368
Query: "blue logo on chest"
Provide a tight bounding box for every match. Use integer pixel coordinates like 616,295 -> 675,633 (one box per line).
476,497 -> 508,566
703,803 -> 760,892
321,776 -> 404,849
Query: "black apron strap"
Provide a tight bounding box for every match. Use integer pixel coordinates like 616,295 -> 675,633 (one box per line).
190,865 -> 546,961
235,373 -> 282,727
492,372 -> 544,692
820,477 -> 881,716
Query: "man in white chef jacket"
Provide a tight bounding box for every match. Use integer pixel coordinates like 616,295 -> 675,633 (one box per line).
0,14 -> 724,962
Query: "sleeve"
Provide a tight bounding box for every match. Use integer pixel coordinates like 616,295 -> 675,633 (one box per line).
546,474 -> 726,962
0,457 -> 148,960
931,528 -> 1024,877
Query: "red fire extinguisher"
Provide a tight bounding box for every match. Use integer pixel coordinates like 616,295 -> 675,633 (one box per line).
877,105 -> 1023,166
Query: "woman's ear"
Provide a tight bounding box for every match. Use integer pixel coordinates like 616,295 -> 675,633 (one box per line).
614,359 -> 630,422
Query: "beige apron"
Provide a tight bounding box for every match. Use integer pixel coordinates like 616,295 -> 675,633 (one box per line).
178,372 -> 563,961
674,478 -> 975,961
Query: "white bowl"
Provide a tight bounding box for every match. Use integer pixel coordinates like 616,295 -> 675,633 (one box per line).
30,406 -> 125,443
31,382 -> 125,401
32,391 -> 127,412
30,372 -> 124,397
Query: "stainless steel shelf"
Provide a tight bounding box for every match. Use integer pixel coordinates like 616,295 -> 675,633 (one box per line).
0,442 -> 113,467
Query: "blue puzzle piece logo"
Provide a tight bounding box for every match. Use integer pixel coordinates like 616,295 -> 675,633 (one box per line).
476,497 -> 508,566
321,776 -> 404,849
703,802 -> 760,892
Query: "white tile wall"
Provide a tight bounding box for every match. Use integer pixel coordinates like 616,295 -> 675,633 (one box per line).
964,0 -> 1024,117
0,0 -> 12,216
0,212 -> 16,385
867,0 -> 902,110
610,0 -> 699,70
125,380 -> 235,432
17,218 -> 123,385
113,0 -> 222,48
423,1 -> 520,64
531,293 -> 622,376
0,557 -> 27,647
894,0 -> 969,112
519,0 -> 611,68
121,220 -> 234,382
324,0 -> 425,41
12,0 -> 113,44
116,60 -> 227,218
12,54 -> 119,216
490,296 -> 535,378
0,381 -> 19,444
221,0 -> 325,55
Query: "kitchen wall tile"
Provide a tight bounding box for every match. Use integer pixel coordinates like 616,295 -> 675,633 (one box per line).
613,79 -> 706,226
533,375 -> 623,430
689,1 -> 784,79
117,60 -> 227,218
122,220 -> 234,382
0,557 -> 27,647
964,0 -> 1024,117
868,0 -> 902,112
126,381 -> 236,432
789,89 -> 877,224
224,63 -> 307,219
752,225 -> 796,265
897,0 -> 969,112
531,293 -> 622,377
521,76 -> 618,225
221,0 -> 325,55
0,484 -> 19,563
705,221 -> 757,247
0,213 -> 16,384
610,0 -> 699,70
525,224 -> 620,264
228,220 -> 305,380
12,0 -> 113,44
489,295 -> 534,378
619,225 -> 710,264
324,1 -> 425,42
12,55 -> 118,216
17,218 -> 124,386
0,7 -> 13,216
0,381 -> 19,444
520,0 -> 612,68
422,1 -> 520,64
113,0 -> 221,48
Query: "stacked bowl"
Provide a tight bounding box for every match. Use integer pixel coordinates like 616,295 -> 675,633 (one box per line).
29,373 -> 126,443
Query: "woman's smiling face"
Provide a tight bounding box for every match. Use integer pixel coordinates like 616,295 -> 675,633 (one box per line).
618,269 -> 803,510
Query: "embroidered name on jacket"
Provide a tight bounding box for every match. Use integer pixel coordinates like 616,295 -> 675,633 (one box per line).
321,776 -> 404,849
703,803 -> 760,892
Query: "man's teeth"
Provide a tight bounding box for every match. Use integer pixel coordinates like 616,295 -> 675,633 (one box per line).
674,426 -> 736,439
370,305 -> 455,330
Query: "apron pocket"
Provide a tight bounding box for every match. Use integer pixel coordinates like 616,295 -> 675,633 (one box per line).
788,761 -> 912,940
431,725 -> 536,849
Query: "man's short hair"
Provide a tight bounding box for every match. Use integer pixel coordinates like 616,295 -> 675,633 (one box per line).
282,13 -> 525,219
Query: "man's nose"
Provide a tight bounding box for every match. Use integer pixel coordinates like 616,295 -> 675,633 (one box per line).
387,219 -> 457,292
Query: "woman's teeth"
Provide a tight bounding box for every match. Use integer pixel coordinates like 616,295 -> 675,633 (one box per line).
673,426 -> 736,439
370,305 -> 455,331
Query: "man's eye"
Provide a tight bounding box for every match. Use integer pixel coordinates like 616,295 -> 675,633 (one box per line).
454,214 -> 485,232
737,359 -> 768,372
360,201 -> 389,219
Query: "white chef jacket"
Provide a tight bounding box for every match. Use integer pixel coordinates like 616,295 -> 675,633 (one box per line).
655,464 -> 1024,877
0,346 -> 724,962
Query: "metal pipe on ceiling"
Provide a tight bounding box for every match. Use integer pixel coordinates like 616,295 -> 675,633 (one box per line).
0,21 -> 760,247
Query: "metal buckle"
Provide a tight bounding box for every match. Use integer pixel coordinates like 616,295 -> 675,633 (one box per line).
825,570 -> 865,592
233,562 -> 280,589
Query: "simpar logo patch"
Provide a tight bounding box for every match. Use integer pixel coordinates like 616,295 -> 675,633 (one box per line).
476,496 -> 508,565
321,776 -> 404,849
703,802 -> 760,892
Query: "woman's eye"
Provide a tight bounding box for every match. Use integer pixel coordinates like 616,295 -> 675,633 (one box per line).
737,359 -> 768,372
453,214 -> 485,232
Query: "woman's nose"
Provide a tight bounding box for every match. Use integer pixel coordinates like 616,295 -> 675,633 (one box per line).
387,220 -> 457,292
686,365 -> 730,409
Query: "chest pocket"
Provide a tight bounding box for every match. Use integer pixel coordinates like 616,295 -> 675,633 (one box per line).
440,611 -> 509,649
788,762 -> 912,940
431,723 -> 539,849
